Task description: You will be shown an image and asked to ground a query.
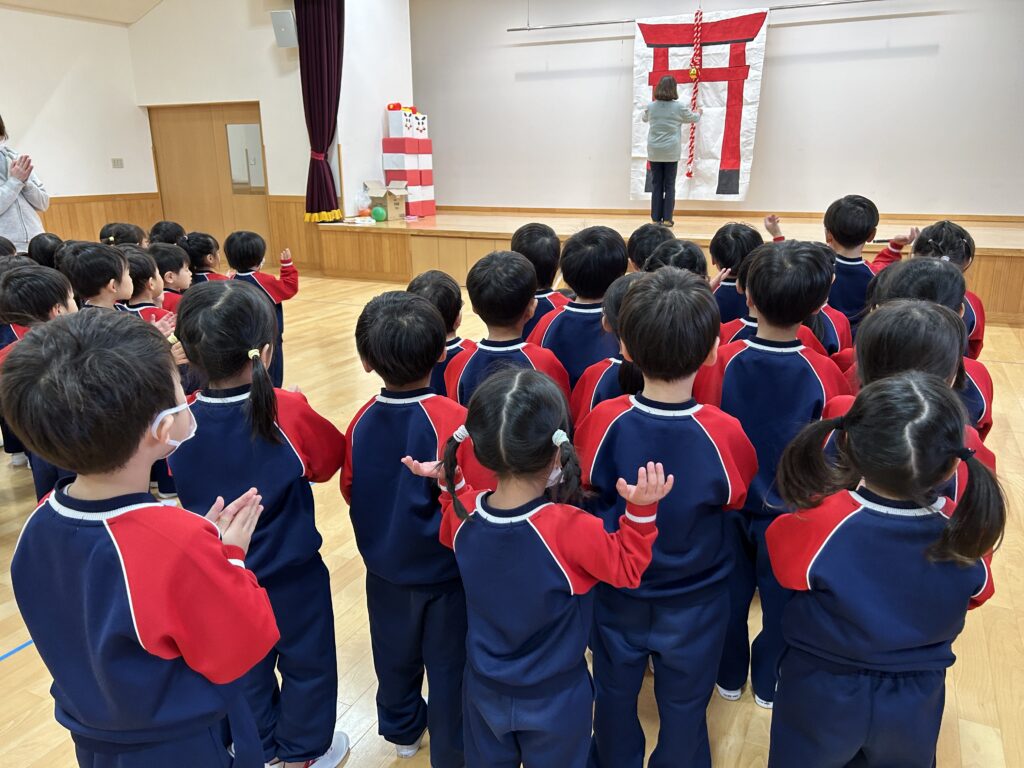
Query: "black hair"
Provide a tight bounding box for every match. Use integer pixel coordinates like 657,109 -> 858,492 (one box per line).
442,368 -> 582,519
0,114 -> 6,141
643,239 -> 707,277
178,232 -> 220,272
176,281 -> 281,444
149,243 -> 190,277
868,258 -> 965,313
466,251 -> 537,328
560,226 -> 628,299
407,270 -> 463,334
627,223 -> 675,271
0,311 -> 179,474
149,220 -> 187,245
778,372 -> 1005,563
355,291 -> 446,387
224,230 -> 267,273
59,242 -> 128,300
99,222 -> 146,246
709,222 -> 764,272
602,273 -> 647,396
823,195 -> 879,249
0,265 -> 74,326
745,241 -> 833,327
27,233 -> 63,269
0,236 -> 16,257
619,267 -> 719,382
801,246 -> 837,346
0,254 -> 34,277
913,220 -> 976,271
511,223 -> 561,288
125,249 -> 159,299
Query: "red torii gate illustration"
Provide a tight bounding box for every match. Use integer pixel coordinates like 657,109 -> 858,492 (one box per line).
639,11 -> 767,195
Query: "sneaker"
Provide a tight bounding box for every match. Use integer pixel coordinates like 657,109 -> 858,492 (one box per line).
9,452 -> 28,467
754,694 -> 774,710
396,733 -> 424,759
301,730 -> 351,767
716,685 -> 742,702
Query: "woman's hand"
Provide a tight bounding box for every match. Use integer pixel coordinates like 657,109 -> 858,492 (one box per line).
616,461 -> 674,506
10,155 -> 33,182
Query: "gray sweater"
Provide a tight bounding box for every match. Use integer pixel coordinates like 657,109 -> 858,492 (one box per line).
643,100 -> 701,163
0,145 -> 49,251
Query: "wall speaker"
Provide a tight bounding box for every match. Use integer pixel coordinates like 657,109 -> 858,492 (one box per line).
271,10 -> 298,48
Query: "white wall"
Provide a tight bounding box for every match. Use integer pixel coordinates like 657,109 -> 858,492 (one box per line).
410,0 -> 1024,215
0,7 -> 157,196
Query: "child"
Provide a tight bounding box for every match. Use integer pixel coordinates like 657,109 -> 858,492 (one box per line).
822,194 -> 879,332
695,240 -> 850,708
2,309 -> 279,767
510,222 -> 569,339
150,242 -> 193,312
570,272 -> 645,425
149,219 -> 186,245
59,242 -> 133,310
225,231 -> 299,388
445,251 -> 570,404
180,231 -> 227,283
0,253 -> 33,468
642,238 -> 707,275
577,268 -> 757,768
123,249 -> 172,323
168,280 -> 349,768
403,367 -> 672,768
407,269 -> 476,397
345,291 -> 491,765
767,372 -> 1003,768
0,235 -> 15,256
627,222 -> 674,272
0,264 -> 78,497
27,232 -> 62,269
709,222 -> 764,324
528,226 -> 627,387
99,221 -> 147,247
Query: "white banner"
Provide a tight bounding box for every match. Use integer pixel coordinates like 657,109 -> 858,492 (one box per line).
631,8 -> 769,201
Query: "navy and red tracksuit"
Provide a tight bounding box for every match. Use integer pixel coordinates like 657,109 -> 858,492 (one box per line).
191,271 -> 229,284
829,255 -> 876,334
528,301 -> 620,388
577,394 -> 757,768
817,304 -> 853,355
713,278 -> 747,325
0,323 -> 28,459
766,489 -> 993,767
570,356 -> 626,426
231,261 -> 299,387
12,480 -> 280,768
720,316 -> 828,355
444,338 -> 570,406
432,337 -> 477,398
162,288 -> 183,312
523,289 -> 571,340
168,385 -> 343,764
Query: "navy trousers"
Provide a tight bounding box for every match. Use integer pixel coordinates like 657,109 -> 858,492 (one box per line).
589,584 -> 729,768
1,415 -> 24,455
150,459 -> 175,496
463,665 -> 593,768
268,338 -> 284,388
27,450 -> 75,500
649,161 -> 678,223
769,650 -> 945,768
365,572 -> 466,768
243,557 -> 337,763
717,513 -> 793,702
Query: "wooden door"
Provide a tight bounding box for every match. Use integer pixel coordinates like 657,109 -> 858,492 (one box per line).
148,102 -> 270,243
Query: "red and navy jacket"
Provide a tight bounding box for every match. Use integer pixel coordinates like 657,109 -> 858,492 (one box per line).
441,483 -> 657,694
0,323 -> 28,363
713,278 -> 748,325
523,289 -> 571,340
527,301 -> 620,388
0,323 -> 16,349
431,337 -> 477,398
342,388 -> 493,586
123,302 -> 173,324
829,256 -> 876,333
162,288 -> 183,312
817,304 -> 853,355
11,480 -> 279,747
191,271 -> 229,284
168,385 -> 344,581
695,338 -> 850,517
570,356 -> 625,426
720,316 -> 828,356
444,338 -> 571,405
577,395 -> 757,599
767,488 -> 993,672
232,261 -> 300,341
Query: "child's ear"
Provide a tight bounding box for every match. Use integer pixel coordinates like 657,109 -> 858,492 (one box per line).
734,281 -> 744,296
824,229 -> 835,246
360,357 -> 374,374
601,316 -> 612,334
831,273 -> 836,286
620,339 -> 633,362
959,303 -> 966,319
260,343 -> 273,369
453,311 -> 462,332
105,278 -> 118,295
48,303 -> 65,320
703,336 -> 720,367
163,270 -> 176,285
745,289 -> 755,311
150,413 -> 174,447
866,227 -> 877,243
524,298 -> 538,322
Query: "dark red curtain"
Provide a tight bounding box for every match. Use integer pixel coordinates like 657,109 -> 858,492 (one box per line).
295,0 -> 344,222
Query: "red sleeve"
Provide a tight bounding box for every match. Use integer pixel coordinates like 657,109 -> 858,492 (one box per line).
719,318 -> 743,345
575,396 -> 633,488
797,326 -> 828,356
765,495 -> 861,591
162,292 -> 181,312
831,347 -> 856,374
804,351 -> 852,400
549,292 -> 571,308
438,486 -> 483,549
823,305 -> 853,351
253,262 -> 299,303
526,306 -> 561,346
529,503 -> 658,593
966,426 -> 996,475
420,396 -> 497,492
523,344 -> 571,401
694,406 -> 758,510
443,348 -> 475,405
965,291 -> 985,360
822,395 -> 854,420
341,398 -> 375,504
108,508 -> 279,684
570,360 -> 606,426
275,389 -> 345,482
869,242 -> 904,273
694,344 -> 745,406
938,498 -> 995,609
0,339 -> 18,370
964,358 -> 994,440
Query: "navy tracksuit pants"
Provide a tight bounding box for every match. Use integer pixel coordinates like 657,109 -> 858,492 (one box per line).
244,556 -> 338,763
365,571 -> 466,768
588,584 -> 729,768
27,450 -> 75,501
717,512 -> 793,701
268,338 -> 284,388
769,649 -> 946,768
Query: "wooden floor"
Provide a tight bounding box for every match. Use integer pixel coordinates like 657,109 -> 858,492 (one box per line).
2,276 -> 1022,767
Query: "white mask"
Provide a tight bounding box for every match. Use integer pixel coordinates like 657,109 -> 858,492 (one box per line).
151,401 -> 197,454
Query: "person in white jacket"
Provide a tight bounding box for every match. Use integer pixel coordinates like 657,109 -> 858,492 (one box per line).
0,114 -> 49,252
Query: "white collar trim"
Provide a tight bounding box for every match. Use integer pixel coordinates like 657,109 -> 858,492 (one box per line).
50,496 -> 155,521
195,392 -> 250,403
565,304 -> 604,314
743,340 -> 805,353
477,341 -> 526,352
629,395 -> 702,417
376,392 -> 436,404
850,491 -> 945,518
474,498 -> 552,524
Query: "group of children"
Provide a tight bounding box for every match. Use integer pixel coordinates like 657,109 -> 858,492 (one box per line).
0,193 -> 1005,768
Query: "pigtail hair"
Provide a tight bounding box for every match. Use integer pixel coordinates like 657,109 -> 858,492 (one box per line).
617,359 -> 645,397
777,418 -> 852,509
928,456 -> 1006,564
552,440 -> 584,506
802,310 -> 828,349
441,435 -> 470,519
247,349 -> 282,444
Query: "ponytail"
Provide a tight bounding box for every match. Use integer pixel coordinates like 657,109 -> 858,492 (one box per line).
928,455 -> 1006,563
617,359 -> 644,398
441,435 -> 470,519
777,417 -> 856,509
247,347 -> 281,444
802,310 -> 827,349
552,440 -> 584,506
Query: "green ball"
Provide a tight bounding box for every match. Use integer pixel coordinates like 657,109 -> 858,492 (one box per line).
370,206 -> 387,222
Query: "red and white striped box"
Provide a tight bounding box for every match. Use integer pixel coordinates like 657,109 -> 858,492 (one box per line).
382,137 -> 420,154
407,200 -> 436,217
419,169 -> 434,186
417,154 -> 433,171
382,153 -> 419,171
385,169 -> 421,186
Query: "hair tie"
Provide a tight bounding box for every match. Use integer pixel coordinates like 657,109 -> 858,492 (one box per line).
167,333 -> 178,345
552,429 -> 570,448
453,425 -> 469,443
833,416 -> 846,431
956,447 -> 976,461
247,348 -> 260,361
106,236 -> 115,244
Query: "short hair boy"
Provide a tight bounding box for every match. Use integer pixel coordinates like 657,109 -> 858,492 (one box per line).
150,242 -> 193,312
123,249 -> 173,324
407,269 -> 476,397
58,242 -> 132,309
823,194 -> 879,331
643,239 -> 707,276
627,223 -> 674,272
511,223 -> 569,338
709,222 -> 763,323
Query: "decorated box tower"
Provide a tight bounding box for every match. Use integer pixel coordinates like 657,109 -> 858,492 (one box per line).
382,104 -> 436,217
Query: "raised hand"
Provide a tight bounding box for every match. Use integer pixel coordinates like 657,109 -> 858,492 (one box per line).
616,461 -> 674,506
709,267 -> 731,292
280,248 -> 293,264
401,455 -> 445,482
764,214 -> 783,239
891,227 -> 920,247
10,155 -> 33,182
152,313 -> 176,336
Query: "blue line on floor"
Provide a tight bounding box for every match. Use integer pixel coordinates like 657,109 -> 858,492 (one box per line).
0,639 -> 34,661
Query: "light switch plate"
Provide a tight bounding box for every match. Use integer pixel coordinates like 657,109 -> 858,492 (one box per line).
111,158 -> 124,169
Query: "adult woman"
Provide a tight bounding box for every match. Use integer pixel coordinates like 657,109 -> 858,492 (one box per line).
0,114 -> 49,252
642,76 -> 701,227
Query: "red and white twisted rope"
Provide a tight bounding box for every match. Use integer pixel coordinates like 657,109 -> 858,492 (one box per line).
685,6 -> 703,178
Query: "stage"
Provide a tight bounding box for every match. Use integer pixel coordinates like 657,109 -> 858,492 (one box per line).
314,210 -> 1024,325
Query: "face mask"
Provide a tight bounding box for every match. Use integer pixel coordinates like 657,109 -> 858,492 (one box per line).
151,401 -> 197,454
546,464 -> 563,488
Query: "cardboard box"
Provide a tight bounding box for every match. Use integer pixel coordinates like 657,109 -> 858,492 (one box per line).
382,137 -> 420,154
416,139 -> 433,154
364,180 -> 409,220
408,185 -> 436,203
385,169 -> 421,187
417,154 -> 433,171
387,110 -> 415,138
419,169 -> 434,186
407,199 -> 436,217
382,153 -> 419,171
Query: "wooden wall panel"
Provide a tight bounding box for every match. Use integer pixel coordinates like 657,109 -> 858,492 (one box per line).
39,193 -> 164,242
968,253 -> 1024,325
268,196 -> 323,272
319,228 -> 411,281
410,237 -> 439,276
